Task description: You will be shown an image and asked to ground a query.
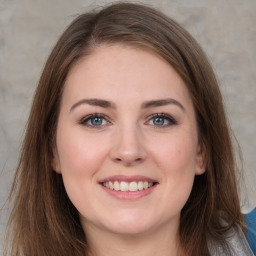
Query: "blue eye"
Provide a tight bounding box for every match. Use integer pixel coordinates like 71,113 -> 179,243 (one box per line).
90,117 -> 103,126
148,114 -> 177,127
153,116 -> 165,126
79,114 -> 109,128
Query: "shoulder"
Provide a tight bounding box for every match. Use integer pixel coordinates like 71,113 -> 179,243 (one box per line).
244,208 -> 256,255
208,224 -> 254,256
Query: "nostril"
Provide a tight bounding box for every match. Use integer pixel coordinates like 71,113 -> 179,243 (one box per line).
113,156 -> 144,166
110,143 -> 147,165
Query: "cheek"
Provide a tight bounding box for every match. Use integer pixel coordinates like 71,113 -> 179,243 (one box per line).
55,137 -> 105,216
152,134 -> 198,174
155,137 -> 197,211
55,129 -> 109,203
56,128 -> 107,176
152,133 -> 197,197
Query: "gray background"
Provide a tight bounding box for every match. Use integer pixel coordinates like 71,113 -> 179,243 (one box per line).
0,0 -> 255,252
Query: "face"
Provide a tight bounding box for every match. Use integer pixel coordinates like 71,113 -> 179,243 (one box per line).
52,44 -> 205,237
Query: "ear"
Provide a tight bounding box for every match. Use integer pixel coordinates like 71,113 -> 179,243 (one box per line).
51,148 -> 61,174
195,142 -> 207,175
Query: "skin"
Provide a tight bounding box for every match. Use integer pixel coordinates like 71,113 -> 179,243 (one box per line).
52,44 -> 206,256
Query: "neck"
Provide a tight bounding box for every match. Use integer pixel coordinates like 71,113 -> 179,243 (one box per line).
84,221 -> 185,256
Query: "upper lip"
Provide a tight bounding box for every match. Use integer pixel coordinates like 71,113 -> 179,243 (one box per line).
98,175 -> 158,183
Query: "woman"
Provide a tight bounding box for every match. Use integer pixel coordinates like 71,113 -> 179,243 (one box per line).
4,2 -> 254,256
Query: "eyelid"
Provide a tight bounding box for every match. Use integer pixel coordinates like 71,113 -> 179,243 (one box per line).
79,113 -> 112,128
145,113 -> 178,127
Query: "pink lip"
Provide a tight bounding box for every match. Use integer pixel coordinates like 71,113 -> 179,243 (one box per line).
101,184 -> 157,200
98,175 -> 157,183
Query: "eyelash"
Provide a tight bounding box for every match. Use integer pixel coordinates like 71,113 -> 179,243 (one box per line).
79,113 -> 111,128
79,113 -> 177,128
146,113 -> 177,128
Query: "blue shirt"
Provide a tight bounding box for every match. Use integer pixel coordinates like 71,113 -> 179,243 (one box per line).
244,208 -> 256,255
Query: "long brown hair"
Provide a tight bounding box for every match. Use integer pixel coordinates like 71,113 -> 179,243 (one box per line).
5,3 -> 243,255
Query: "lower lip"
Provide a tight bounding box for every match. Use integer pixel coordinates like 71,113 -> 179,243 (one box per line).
101,185 -> 157,200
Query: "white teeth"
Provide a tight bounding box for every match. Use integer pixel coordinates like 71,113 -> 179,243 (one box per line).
129,181 -> 138,192
143,181 -> 148,189
102,181 -> 154,192
109,181 -> 114,190
138,181 -> 144,190
120,181 -> 129,191
114,181 -> 120,191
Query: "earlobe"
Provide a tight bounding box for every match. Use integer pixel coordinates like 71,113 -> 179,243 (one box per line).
195,142 -> 207,175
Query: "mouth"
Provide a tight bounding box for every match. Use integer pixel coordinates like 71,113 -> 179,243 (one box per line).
101,180 -> 157,192
99,175 -> 158,199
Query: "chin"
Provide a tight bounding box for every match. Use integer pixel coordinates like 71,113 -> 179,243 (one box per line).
102,213 -> 156,236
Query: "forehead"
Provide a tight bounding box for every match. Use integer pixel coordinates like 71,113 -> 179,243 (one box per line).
63,44 -> 193,108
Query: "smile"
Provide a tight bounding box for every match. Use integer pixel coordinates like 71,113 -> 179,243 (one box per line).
99,175 -> 158,199
102,181 -> 154,192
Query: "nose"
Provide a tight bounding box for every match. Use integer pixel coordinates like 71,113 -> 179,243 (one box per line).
109,125 -> 147,166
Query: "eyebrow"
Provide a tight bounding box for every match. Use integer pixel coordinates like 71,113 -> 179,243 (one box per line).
70,98 -> 185,112
70,98 -> 117,111
141,98 -> 185,111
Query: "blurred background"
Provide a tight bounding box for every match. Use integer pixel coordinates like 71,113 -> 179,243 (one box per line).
0,0 -> 255,252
